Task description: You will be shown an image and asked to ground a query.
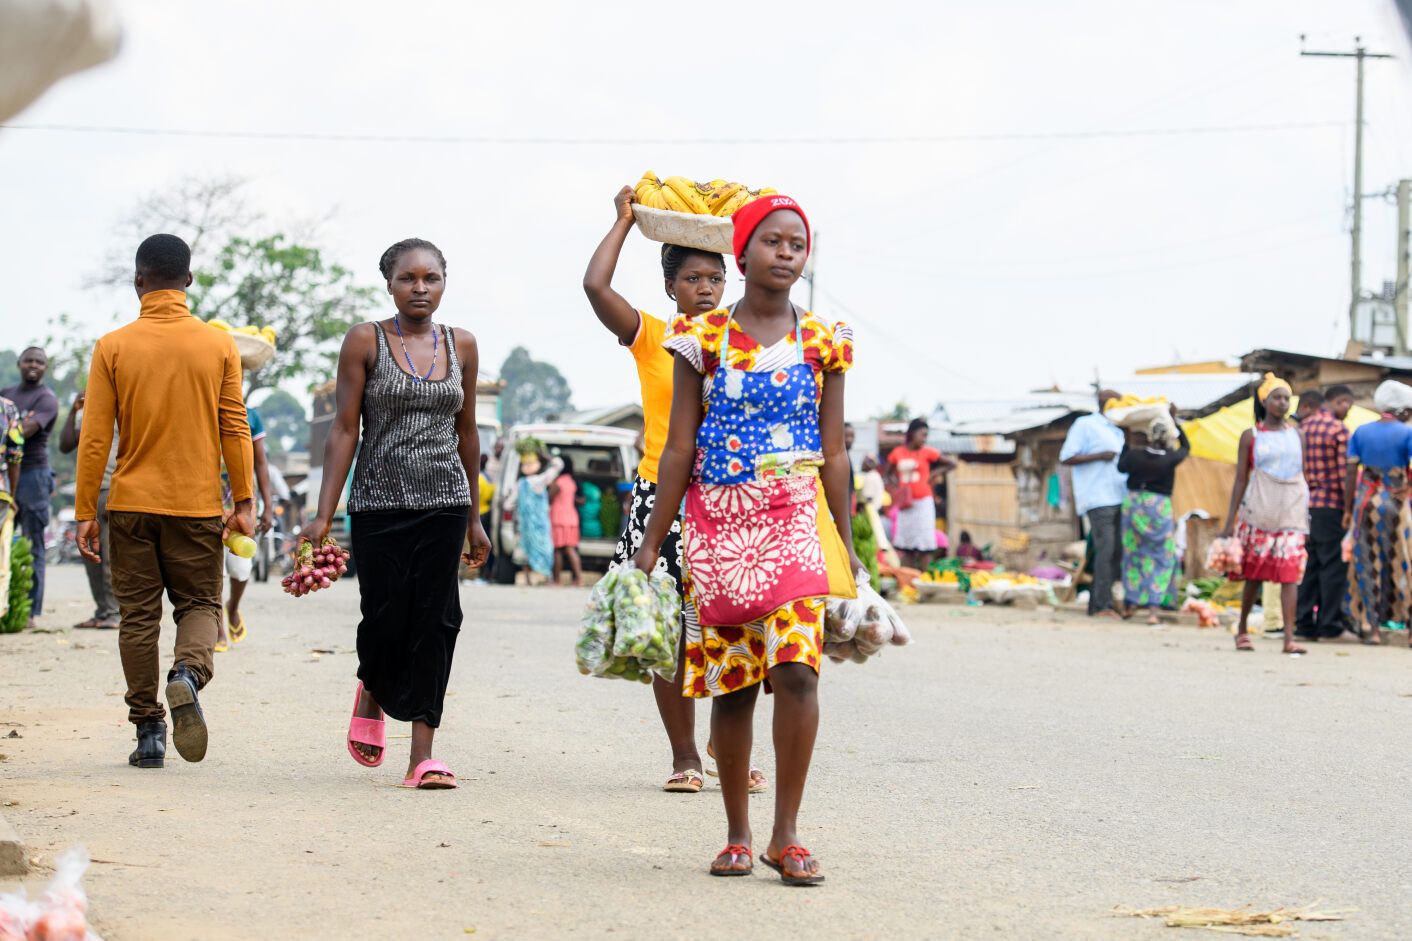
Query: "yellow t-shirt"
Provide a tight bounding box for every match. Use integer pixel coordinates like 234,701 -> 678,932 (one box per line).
629,312 -> 674,483
478,473 -> 495,516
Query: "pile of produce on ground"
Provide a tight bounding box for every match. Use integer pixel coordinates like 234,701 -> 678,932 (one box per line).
823,571 -> 912,663
282,538 -> 350,597
576,567 -> 680,683
633,171 -> 776,217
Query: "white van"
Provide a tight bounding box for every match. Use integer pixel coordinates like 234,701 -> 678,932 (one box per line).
490,422 -> 640,584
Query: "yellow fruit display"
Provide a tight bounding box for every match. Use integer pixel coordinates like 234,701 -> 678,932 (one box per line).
633,171 -> 778,218
207,318 -> 232,331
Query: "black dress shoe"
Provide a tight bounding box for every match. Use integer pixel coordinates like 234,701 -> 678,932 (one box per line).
165,663 -> 208,763
129,719 -> 167,769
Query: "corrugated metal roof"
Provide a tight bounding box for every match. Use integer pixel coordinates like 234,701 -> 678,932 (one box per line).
944,406 -> 1079,436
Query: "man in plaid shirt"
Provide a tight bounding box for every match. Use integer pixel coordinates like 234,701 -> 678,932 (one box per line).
1295,385 -> 1355,640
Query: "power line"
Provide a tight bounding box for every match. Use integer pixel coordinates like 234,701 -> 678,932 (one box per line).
0,120 -> 1347,146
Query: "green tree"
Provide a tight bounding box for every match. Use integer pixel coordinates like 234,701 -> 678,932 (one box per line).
875,400 -> 911,422
252,387 -> 308,455
499,347 -> 573,426
189,235 -> 378,395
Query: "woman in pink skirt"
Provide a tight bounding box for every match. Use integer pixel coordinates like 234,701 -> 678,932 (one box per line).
549,456 -> 583,586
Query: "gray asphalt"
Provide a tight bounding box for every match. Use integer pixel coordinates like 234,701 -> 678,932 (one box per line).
2,565 -> 1408,940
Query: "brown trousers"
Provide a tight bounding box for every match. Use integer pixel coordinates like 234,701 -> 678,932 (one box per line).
109,511 -> 222,724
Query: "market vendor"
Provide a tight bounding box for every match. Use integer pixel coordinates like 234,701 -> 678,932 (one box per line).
1343,380 -> 1412,646
886,418 -> 955,570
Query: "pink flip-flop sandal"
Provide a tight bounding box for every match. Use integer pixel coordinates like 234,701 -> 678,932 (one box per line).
400,759 -> 458,790
347,682 -> 386,768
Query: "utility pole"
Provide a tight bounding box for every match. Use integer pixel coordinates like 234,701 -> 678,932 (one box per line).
805,230 -> 819,310
1398,179 -> 1410,353
1301,36 -> 1393,342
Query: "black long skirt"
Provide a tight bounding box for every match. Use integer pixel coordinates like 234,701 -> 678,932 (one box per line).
350,506 -> 468,727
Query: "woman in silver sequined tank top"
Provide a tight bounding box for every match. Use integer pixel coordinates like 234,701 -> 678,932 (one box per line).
308,238 -> 490,790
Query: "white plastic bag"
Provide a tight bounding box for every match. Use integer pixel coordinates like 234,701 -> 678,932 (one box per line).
824,570 -> 912,662
0,846 -> 103,941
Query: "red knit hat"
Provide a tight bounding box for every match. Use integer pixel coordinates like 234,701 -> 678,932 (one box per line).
731,195 -> 810,274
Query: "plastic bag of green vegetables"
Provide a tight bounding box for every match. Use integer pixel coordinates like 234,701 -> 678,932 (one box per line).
575,568 -> 620,677
610,568 -> 681,682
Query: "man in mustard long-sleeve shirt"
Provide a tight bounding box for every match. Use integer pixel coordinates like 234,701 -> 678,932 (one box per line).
76,234 -> 255,769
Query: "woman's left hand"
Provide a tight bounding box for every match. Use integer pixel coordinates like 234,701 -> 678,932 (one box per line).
462,517 -> 491,568
849,551 -> 868,579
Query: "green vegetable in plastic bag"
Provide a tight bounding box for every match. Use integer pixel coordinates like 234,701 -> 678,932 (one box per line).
574,568 -> 619,676
610,568 -> 680,681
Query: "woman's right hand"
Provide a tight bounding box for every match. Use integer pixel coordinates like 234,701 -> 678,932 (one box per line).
630,545 -> 658,576
304,515 -> 332,547
614,186 -> 636,224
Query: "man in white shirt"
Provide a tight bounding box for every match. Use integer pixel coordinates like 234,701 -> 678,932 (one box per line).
1060,390 -> 1128,617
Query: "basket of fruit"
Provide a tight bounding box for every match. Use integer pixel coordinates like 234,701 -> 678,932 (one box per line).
913,570 -> 963,597
630,171 -> 778,255
206,318 -> 277,372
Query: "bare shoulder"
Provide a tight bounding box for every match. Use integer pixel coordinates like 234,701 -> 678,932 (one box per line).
450,326 -> 479,360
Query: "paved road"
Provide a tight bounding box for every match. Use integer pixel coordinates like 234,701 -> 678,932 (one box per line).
2,565 -> 1409,940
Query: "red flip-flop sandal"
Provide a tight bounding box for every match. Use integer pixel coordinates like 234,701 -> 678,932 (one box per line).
346,681 -> 385,768
761,845 -> 825,886
709,844 -> 753,877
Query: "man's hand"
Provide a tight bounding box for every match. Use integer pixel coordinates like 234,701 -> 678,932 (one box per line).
461,518 -> 491,568
72,392 -> 86,410
259,505 -> 275,535
77,519 -> 102,563
223,498 -> 256,543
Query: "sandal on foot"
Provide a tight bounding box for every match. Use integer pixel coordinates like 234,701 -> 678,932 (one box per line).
664,769 -> 704,793
706,743 -> 767,792
214,638 -> 230,654
228,614 -> 247,645
1283,643 -> 1306,656
761,845 -> 825,886
346,681 -> 385,768
1234,634 -> 1254,652
400,759 -> 458,790
709,844 -> 753,877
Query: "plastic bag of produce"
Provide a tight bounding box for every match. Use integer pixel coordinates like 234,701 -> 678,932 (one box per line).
0,846 -> 103,941
574,568 -> 620,677
609,568 -> 681,681
1204,536 -> 1244,576
824,570 -> 912,661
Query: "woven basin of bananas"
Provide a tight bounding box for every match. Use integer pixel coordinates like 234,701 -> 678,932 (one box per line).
208,318 -> 277,372
631,171 -> 778,255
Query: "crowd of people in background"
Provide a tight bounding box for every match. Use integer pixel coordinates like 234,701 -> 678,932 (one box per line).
1049,373 -> 1412,655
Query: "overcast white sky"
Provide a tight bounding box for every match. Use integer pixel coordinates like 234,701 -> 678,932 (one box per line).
3,0 -> 1411,418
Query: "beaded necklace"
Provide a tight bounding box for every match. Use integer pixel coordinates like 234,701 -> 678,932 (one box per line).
392,314 -> 437,382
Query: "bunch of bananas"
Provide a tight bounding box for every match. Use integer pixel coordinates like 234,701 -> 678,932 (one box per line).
208,318 -> 277,347
634,171 -> 778,217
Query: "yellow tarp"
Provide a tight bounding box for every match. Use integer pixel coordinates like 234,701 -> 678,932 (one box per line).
1185,397 -> 1379,464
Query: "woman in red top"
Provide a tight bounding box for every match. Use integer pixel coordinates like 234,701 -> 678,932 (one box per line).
886,418 -> 953,569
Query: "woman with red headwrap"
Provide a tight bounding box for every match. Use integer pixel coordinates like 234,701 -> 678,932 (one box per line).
1220,373 -> 1309,654
634,195 -> 860,885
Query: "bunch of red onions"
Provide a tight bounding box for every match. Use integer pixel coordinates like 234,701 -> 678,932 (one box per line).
282,538 -> 350,597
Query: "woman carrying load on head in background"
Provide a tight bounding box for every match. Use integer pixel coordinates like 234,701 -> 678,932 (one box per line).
583,186 -> 769,795
308,237 -> 490,790
1344,380 -> 1412,646
634,194 -> 860,885
503,445 -> 562,587
1220,373 -> 1309,655
1117,406 -> 1189,624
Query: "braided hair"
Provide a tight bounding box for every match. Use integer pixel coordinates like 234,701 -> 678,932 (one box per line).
660,243 -> 725,280
379,238 -> 447,280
